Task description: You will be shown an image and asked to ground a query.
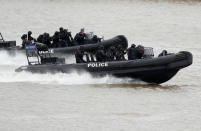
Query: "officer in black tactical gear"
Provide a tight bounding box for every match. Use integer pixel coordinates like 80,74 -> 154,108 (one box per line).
95,45 -> 107,62
58,27 -> 66,47
127,44 -> 138,60
59,27 -> 64,37
106,46 -> 116,61
136,45 -> 144,59
37,34 -> 43,43
52,31 -> 60,48
42,33 -> 52,47
63,29 -> 73,46
21,34 -> 28,49
115,44 -> 126,61
74,28 -> 87,45
75,47 -> 86,63
27,31 -> 35,42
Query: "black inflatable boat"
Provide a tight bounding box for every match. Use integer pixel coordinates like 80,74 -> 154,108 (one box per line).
15,45 -> 193,84
0,32 -> 16,49
4,35 -> 128,55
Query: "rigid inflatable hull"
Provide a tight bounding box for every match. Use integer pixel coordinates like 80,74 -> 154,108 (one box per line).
0,41 -> 16,48
4,35 -> 128,54
16,51 -> 192,84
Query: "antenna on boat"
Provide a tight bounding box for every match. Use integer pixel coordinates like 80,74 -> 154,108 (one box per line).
0,32 -> 5,42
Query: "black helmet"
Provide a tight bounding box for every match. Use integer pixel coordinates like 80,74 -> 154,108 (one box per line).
80,28 -> 84,33
46,33 -> 50,37
59,27 -> 64,32
131,44 -> 136,48
162,50 -> 167,54
28,31 -> 32,35
43,32 -> 47,36
21,34 -> 27,39
55,31 -> 59,35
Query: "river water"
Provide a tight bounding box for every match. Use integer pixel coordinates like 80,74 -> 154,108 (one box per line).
0,0 -> 201,130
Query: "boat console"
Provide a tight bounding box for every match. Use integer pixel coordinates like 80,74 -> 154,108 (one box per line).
143,47 -> 154,58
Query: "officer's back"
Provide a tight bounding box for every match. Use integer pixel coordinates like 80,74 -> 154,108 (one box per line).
75,48 -> 86,63
96,46 -> 106,62
127,44 -> 138,60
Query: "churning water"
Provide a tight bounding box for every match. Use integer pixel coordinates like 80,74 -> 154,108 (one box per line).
0,0 -> 201,130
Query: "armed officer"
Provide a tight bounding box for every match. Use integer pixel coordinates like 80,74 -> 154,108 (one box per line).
42,33 -> 52,47
52,31 -> 60,48
58,27 -> 66,47
136,45 -> 144,59
106,46 -> 116,61
63,29 -> 73,46
115,44 -> 126,61
27,31 -> 36,42
127,44 -> 138,60
74,28 -> 87,45
95,45 -> 107,62
37,34 -> 44,43
75,47 -> 86,63
21,34 -> 28,49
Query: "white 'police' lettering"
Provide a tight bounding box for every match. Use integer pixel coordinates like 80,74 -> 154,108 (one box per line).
87,63 -> 108,68
39,49 -> 54,54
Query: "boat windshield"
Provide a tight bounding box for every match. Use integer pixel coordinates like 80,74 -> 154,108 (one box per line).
144,47 -> 154,58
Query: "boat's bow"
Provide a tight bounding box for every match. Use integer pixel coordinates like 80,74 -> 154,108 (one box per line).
167,51 -> 193,70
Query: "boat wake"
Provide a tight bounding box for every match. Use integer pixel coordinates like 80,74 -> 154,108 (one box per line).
0,51 -> 147,85
0,70 -> 147,85
0,50 -> 27,66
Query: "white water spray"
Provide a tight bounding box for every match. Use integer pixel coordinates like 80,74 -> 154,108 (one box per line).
0,51 -> 145,85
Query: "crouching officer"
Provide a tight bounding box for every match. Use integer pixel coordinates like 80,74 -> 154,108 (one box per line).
95,45 -> 107,62
127,44 -> 138,60
116,44 -> 126,61
21,34 -> 28,49
136,45 -> 144,59
106,46 -> 116,61
27,31 -> 36,42
74,28 -> 87,45
75,47 -> 86,63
